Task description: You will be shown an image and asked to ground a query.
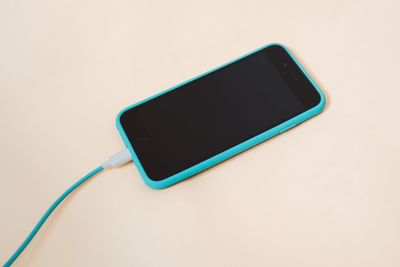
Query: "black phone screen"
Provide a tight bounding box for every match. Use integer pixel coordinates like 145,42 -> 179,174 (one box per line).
119,45 -> 321,181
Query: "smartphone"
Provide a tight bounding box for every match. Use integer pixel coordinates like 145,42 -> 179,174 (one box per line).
116,43 -> 325,189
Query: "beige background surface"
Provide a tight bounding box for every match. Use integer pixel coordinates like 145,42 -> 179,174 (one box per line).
1,0 -> 400,266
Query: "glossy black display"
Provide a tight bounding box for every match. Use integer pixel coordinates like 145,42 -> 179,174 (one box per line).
120,45 -> 320,181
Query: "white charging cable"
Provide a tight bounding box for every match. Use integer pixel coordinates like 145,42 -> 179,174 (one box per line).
102,148 -> 132,169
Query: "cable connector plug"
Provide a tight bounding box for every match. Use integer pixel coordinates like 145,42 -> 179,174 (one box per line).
102,148 -> 132,169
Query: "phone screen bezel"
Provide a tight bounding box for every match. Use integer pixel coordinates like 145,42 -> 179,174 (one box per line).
264,45 -> 321,109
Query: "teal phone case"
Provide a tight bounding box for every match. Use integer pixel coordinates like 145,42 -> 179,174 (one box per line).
116,43 -> 325,189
